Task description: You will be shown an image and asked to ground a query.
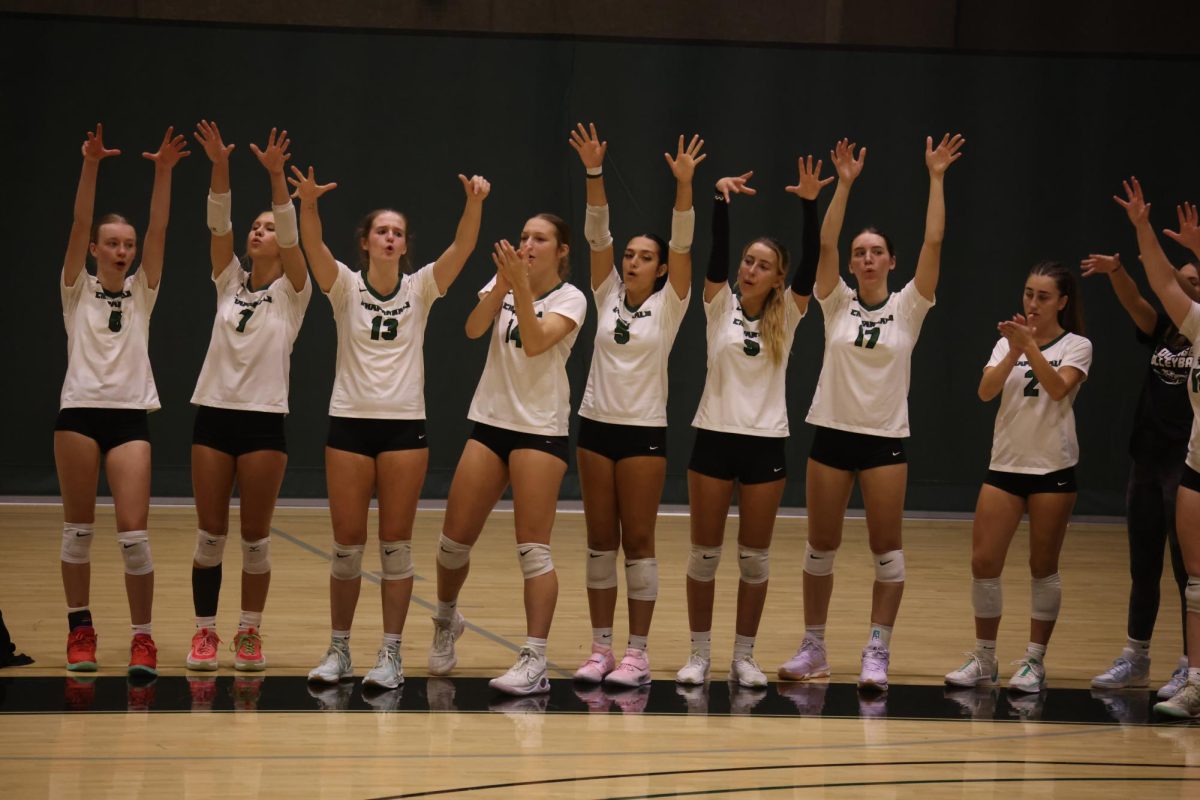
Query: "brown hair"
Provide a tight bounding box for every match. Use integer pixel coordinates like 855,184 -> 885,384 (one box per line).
534,213 -> 572,279
855,226 -> 895,258
89,213 -> 135,245
1028,260 -> 1084,335
356,208 -> 413,274
744,236 -> 791,365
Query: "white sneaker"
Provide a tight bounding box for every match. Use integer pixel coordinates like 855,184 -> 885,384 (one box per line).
1155,680 -> 1200,719
674,652 -> 711,685
307,640 -> 352,684
945,651 -> 999,688
1091,652 -> 1150,689
428,613 -> 465,676
489,647 -> 550,696
1158,658 -> 1190,699
1007,655 -> 1046,693
729,656 -> 768,688
363,643 -> 404,689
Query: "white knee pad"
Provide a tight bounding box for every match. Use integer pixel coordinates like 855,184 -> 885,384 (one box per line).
625,558 -> 658,601
380,539 -> 414,581
517,542 -> 554,579
330,543 -> 365,581
1187,576 -> 1200,614
241,536 -> 271,575
193,529 -> 226,568
117,530 -> 153,576
686,545 -> 722,582
436,533 -> 472,570
737,547 -> 770,585
874,550 -> 905,583
972,576 -> 1003,619
60,523 -> 94,565
586,548 -> 618,590
1030,573 -> 1062,621
803,543 -> 837,577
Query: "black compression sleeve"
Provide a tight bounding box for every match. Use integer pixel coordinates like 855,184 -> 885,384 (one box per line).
706,193 -> 730,284
791,198 -> 818,296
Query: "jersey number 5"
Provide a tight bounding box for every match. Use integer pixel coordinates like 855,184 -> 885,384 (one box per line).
854,323 -> 880,349
370,315 -> 399,341
614,319 -> 630,345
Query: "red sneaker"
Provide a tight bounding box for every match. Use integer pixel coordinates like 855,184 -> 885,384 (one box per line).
127,677 -> 157,711
232,628 -> 266,671
187,628 -> 221,671
129,633 -> 158,676
66,626 -> 98,672
65,677 -> 97,711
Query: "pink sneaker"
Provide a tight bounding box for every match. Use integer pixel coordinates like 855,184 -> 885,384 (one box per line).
778,635 -> 831,681
858,641 -> 890,691
232,628 -> 266,671
573,644 -> 616,683
187,628 -> 221,671
605,648 -> 651,688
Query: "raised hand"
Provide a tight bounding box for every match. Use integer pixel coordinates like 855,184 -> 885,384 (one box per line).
568,122 -> 607,170
194,119 -> 235,163
142,126 -> 191,169
81,123 -> 121,162
249,128 -> 292,175
785,154 -> 835,200
998,313 -> 1036,352
715,171 -> 756,203
1080,253 -> 1123,278
492,240 -> 526,293
288,165 -> 337,202
664,134 -> 706,183
830,138 -> 866,184
925,133 -> 965,176
1164,201 -> 1200,253
1114,176 -> 1151,226
459,173 -> 491,203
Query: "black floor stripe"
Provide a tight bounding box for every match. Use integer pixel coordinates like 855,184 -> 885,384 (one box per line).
367,759 -> 1197,799
1,674 -> 1194,725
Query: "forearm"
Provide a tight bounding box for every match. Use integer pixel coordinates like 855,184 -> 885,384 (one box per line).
674,176 -> 693,213
978,359 -> 1016,401
1107,266 -> 1156,333
791,198 -> 818,295
585,172 -> 608,207
73,160 -> 100,224
511,289 -> 550,354
923,175 -> 946,247
1024,348 -> 1070,400
465,290 -> 505,339
705,194 -> 729,284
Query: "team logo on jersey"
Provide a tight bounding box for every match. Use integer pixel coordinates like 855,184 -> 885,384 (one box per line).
96,289 -> 131,333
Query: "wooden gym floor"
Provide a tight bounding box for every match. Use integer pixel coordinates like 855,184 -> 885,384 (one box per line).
1,501 -> 1196,798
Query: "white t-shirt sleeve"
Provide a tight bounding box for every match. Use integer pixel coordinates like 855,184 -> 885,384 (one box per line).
325,261 -> 355,303
704,281 -> 731,318
131,268 -> 159,315
662,282 -> 691,331
896,279 -> 935,323
213,256 -> 241,291
816,277 -> 852,317
592,267 -> 619,300
1060,335 -> 1093,377
1179,304 -> 1200,344
409,262 -> 444,313
546,283 -> 587,328
985,338 -> 1010,369
478,275 -> 498,298
60,268 -> 86,315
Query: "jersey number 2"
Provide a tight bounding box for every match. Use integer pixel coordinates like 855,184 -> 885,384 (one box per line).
1023,369 -> 1040,397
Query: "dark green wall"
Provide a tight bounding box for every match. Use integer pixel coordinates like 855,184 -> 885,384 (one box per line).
4,16 -> 1198,513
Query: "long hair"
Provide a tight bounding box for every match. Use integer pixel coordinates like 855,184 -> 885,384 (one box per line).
745,237 -> 791,365
1028,260 -> 1084,335
534,212 -> 572,279
627,232 -> 669,294
356,208 -> 413,274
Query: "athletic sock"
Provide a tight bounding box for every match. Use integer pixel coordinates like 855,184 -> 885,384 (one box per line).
436,600 -> 457,621
1026,641 -> 1047,661
733,634 -> 755,660
1126,638 -> 1151,658
524,637 -> 547,659
975,639 -> 997,661
690,631 -> 712,659
238,611 -> 262,632
628,634 -> 648,652
332,629 -> 351,646
382,633 -> 402,648
131,622 -> 152,637
805,624 -> 826,642
67,607 -> 92,631
192,564 -> 222,618
593,627 -> 614,649
195,615 -> 217,630
868,623 -> 893,648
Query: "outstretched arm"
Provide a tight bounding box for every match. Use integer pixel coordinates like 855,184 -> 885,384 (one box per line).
288,165 -> 339,293
663,134 -> 705,300
195,120 -> 237,278
784,153 -> 835,314
432,174 -> 491,295
64,124 -> 120,287
569,122 -> 614,291
815,139 -> 865,301
250,128 -> 306,292
705,172 -> 755,303
913,133 -> 965,302
1080,253 -> 1156,336
1116,177 -> 1194,328
140,126 -> 191,290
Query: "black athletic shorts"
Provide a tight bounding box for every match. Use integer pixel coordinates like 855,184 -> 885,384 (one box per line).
327,417 -> 428,457
985,466 -> 1077,499
470,422 -> 568,464
193,405 -> 287,456
808,425 -> 906,472
688,428 -> 786,485
577,417 -> 667,461
54,408 -> 150,454
1180,465 -> 1200,494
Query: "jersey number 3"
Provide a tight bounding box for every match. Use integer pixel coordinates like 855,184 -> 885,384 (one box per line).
854,323 -> 880,349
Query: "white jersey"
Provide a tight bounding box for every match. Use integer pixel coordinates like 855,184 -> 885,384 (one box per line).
986,332 -> 1092,474
191,258 -> 312,413
1179,305 -> 1200,473
467,277 -> 588,436
326,261 -> 442,419
60,268 -> 160,411
806,278 -> 934,437
691,283 -> 805,437
579,268 -> 690,427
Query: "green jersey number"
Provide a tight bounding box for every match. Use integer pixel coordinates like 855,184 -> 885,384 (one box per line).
743,338 -> 761,357
854,323 -> 880,349
614,318 -> 630,345
107,310 -> 122,333
235,308 -> 254,333
504,318 -> 523,349
370,315 -> 399,341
